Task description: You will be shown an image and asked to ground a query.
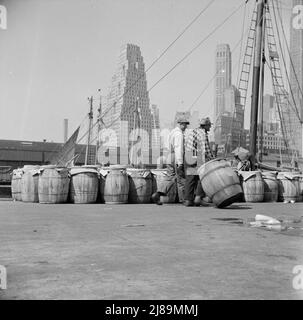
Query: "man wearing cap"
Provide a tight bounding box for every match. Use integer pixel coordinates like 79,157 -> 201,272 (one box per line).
184,117 -> 214,206
152,115 -> 188,204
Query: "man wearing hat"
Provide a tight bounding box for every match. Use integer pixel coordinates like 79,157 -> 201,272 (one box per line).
152,114 -> 189,204
184,117 -> 214,206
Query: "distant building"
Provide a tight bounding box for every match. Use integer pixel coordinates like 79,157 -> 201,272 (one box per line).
214,44 -> 232,118
262,94 -> 279,133
151,104 -> 160,129
224,85 -> 240,114
213,45 -> 244,151
0,139 -> 88,170
102,44 -> 155,165
289,0 -> 303,156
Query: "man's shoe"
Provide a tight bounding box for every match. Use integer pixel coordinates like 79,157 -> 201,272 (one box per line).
194,196 -> 201,206
184,200 -> 194,207
151,192 -> 161,203
152,192 -> 163,205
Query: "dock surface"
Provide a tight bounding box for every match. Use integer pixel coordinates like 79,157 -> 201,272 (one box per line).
0,200 -> 303,300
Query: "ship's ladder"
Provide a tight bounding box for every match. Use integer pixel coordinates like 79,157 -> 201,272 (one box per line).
264,5 -> 294,161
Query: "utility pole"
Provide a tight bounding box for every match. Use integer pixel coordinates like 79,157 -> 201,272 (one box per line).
96,89 -> 102,165
85,96 -> 93,165
249,0 -> 266,169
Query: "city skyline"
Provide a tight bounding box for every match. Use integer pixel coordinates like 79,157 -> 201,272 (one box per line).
0,0 -> 293,143
289,0 -> 303,156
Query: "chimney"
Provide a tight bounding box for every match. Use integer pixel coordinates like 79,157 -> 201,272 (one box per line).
63,119 -> 68,143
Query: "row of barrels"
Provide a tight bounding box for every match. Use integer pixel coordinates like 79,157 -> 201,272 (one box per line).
11,165 -> 177,204
238,170 -> 303,203
197,159 -> 303,205
11,160 -> 303,207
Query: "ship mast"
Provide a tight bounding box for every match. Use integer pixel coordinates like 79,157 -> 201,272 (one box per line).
85,96 -> 93,165
249,0 -> 267,169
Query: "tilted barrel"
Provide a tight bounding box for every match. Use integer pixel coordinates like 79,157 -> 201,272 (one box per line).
151,169 -> 177,203
38,166 -> 70,204
239,171 -> 264,202
198,158 -> 243,208
69,166 -> 99,204
262,171 -> 278,202
11,168 -> 23,201
20,165 -> 40,202
127,168 -> 153,204
104,165 -> 129,204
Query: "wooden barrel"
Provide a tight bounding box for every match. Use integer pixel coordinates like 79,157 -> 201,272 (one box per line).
239,171 -> 264,202
69,166 -> 99,204
104,165 -> 129,204
151,169 -> 177,203
262,171 -> 278,202
198,158 -> 243,208
38,165 -> 70,204
11,168 -> 23,201
277,172 -> 300,202
299,176 -> 303,202
99,167 -> 110,203
127,168 -> 153,203
20,165 -> 40,202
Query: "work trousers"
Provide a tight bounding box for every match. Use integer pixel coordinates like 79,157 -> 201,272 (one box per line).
165,164 -> 185,203
185,175 -> 204,202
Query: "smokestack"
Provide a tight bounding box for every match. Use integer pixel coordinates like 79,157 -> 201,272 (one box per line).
63,118 -> 68,143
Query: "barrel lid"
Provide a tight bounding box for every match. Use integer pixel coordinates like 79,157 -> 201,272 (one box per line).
150,169 -> 175,177
277,171 -> 300,180
70,166 -> 98,176
262,171 -> 277,176
82,165 -> 100,169
238,170 -> 262,181
23,165 -> 40,170
13,168 -> 23,177
40,165 -> 67,169
126,168 -> 150,172
150,169 -> 167,173
127,168 -> 151,178
109,165 -> 127,170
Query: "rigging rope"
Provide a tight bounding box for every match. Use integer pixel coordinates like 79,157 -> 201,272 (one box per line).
106,0 -> 245,130
272,0 -> 303,118
187,0 -> 251,112
99,0 -> 216,123
270,0 -> 302,123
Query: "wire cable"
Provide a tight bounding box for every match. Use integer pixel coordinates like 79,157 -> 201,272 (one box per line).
106,0 -> 245,130
270,0 -> 302,123
99,0 -> 216,122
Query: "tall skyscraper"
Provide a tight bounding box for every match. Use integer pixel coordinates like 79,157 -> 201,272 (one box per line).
102,44 -> 154,164
213,44 -> 245,151
151,104 -> 160,129
262,94 -> 279,132
289,0 -> 303,156
214,44 -> 232,118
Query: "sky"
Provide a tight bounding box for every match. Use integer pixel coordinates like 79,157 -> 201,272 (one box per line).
0,0 -> 292,142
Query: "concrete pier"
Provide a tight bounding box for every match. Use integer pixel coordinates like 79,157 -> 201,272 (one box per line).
0,201 -> 302,300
